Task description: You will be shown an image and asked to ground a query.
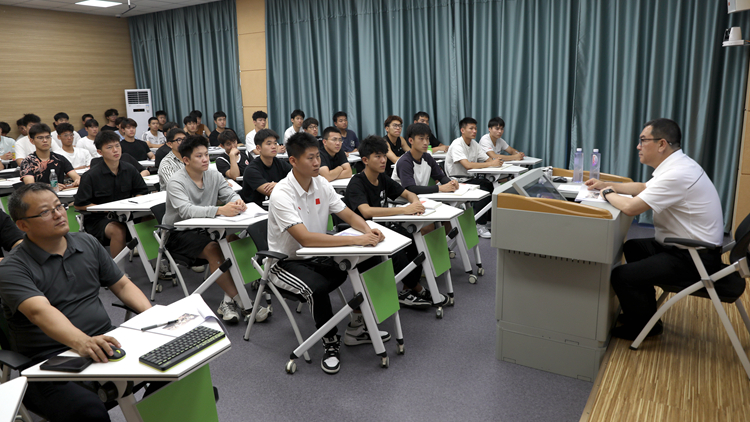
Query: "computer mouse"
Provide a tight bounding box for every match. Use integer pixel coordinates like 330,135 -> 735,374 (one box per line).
552,176 -> 568,183
109,347 -> 126,362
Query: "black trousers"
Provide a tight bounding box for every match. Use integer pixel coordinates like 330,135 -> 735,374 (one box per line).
610,238 -> 724,329
24,381 -> 110,422
464,178 -> 493,224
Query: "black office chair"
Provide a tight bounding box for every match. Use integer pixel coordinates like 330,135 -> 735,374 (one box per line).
0,302 -> 35,422
630,213 -> 750,380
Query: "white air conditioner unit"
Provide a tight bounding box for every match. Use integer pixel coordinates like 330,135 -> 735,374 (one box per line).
125,89 -> 152,139
728,0 -> 750,13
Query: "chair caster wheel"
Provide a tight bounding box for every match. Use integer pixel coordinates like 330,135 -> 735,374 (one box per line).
251,280 -> 259,290
436,308 -> 443,319
156,284 -> 163,293
285,360 -> 297,374
381,356 -> 389,368
449,296 -> 455,306
449,251 -> 456,259
397,344 -> 405,355
171,279 -> 178,287
468,275 -> 478,284
477,268 -> 485,276
267,305 -> 273,317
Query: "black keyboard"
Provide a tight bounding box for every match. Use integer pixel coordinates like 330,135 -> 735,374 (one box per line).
139,325 -> 226,371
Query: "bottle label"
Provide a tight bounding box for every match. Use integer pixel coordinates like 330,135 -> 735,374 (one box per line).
592,155 -> 599,166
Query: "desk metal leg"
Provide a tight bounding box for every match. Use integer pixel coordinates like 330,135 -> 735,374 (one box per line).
125,220 -> 155,283
450,216 -> 475,280
217,239 -> 254,313
116,393 -> 144,422
412,232 -> 451,318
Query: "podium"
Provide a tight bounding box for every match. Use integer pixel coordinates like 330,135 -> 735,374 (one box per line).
491,168 -> 633,380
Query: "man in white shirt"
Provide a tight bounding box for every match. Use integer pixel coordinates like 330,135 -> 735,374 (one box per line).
142,117 -> 167,148
0,121 -> 15,163
478,117 -> 524,161
56,123 -> 92,169
78,118 -> 101,158
15,114 -> 63,167
283,109 -> 305,143
586,118 -> 725,340
244,110 -> 268,146
50,112 -> 81,148
445,117 -> 503,238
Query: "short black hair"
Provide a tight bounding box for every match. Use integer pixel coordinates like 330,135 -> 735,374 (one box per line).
8,183 -> 58,222
29,123 -> 51,140
252,110 -> 268,120
332,111 -> 347,122
0,122 -> 10,136
384,115 -> 402,128
290,109 -> 305,120
189,110 -> 202,119
413,111 -> 429,122
644,118 -> 681,149
459,117 -> 477,129
16,118 -> 24,127
155,110 -> 167,118
359,136 -> 389,159
254,129 -> 279,146
104,109 -> 119,118
115,116 -> 126,127
321,126 -> 339,140
217,129 -> 238,145
406,123 -> 431,140
122,118 -> 137,128
53,112 -> 69,122
95,130 -> 120,150
85,118 -> 99,128
178,135 -> 209,158
488,117 -> 504,129
183,115 -> 198,125
56,123 -> 75,135
302,118 -> 319,130
22,114 -> 41,127
81,113 -> 94,121
148,117 -> 158,124
213,111 -> 226,121
286,132 -> 318,159
166,128 -> 186,143
162,122 -> 179,133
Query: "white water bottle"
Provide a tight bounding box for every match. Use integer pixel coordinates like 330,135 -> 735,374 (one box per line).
590,149 -> 601,182
49,169 -> 58,192
572,148 -> 583,183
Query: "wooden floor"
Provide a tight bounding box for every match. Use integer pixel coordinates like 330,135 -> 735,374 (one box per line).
584,275 -> 750,421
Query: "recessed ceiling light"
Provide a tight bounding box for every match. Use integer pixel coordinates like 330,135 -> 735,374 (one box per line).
75,0 -> 122,8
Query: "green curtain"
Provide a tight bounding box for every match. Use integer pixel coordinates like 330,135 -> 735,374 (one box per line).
266,0 -> 750,229
129,0 -> 244,135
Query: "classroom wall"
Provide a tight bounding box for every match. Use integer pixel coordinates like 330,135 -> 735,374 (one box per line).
236,0 -> 268,137
733,62 -> 750,232
0,5 -> 136,138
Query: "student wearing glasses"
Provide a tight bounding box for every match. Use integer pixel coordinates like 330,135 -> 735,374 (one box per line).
158,128 -> 187,191
20,124 -> 79,187
383,115 -> 410,176
318,126 -> 352,182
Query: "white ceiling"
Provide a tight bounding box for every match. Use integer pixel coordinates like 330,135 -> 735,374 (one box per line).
0,0 -> 222,17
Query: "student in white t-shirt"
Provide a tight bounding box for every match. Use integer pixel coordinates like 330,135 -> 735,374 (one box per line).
56,123 -> 92,169
244,110 -> 268,148
50,112 -> 81,148
478,117 -> 525,161
78,118 -> 101,158
15,114 -> 64,167
283,109 -> 305,144
142,117 -> 167,148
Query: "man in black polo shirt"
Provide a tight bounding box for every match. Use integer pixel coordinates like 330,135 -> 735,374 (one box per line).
319,126 -> 351,182
208,111 -> 234,147
240,129 -> 291,207
0,183 -> 151,422
215,130 -> 252,181
119,118 -> 154,161
74,131 -> 149,258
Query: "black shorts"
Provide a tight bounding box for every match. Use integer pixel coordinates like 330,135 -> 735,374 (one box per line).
84,214 -> 127,246
166,229 -> 213,261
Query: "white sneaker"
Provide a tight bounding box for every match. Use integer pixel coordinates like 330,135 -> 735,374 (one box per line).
216,301 -> 240,323
240,303 -> 270,323
191,265 -> 206,273
477,225 -> 492,239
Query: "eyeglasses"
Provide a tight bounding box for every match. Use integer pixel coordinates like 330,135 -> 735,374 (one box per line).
390,124 -> 403,129
307,125 -> 318,130
328,138 -> 343,144
172,137 -> 186,143
638,137 -> 673,146
34,136 -> 53,141
59,133 -> 74,138
23,203 -> 68,220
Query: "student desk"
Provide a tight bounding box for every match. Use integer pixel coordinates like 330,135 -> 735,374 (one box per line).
372,204 -> 463,317
0,376 -> 27,422
139,160 -> 155,168
467,164 -> 528,183
502,156 -> 542,168
22,320 -> 230,422
419,189 -> 490,282
293,221 -> 411,370
329,178 -> 351,193
0,167 -> 19,178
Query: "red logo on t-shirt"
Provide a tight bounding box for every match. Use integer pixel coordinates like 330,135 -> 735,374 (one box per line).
315,198 -> 320,205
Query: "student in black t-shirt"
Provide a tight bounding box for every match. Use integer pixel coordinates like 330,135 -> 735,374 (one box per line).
215,130 -> 252,180
303,117 -> 320,140
208,111 -> 234,147
319,126 -> 351,182
75,130 -> 149,258
20,124 -> 79,187
90,153 -> 150,177
240,129 -> 291,207
344,136 -> 436,308
101,108 -> 119,132
119,118 -> 154,161
411,111 -> 448,152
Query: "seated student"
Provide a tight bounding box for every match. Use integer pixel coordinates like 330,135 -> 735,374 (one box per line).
158,128 -> 187,191
383,115 -> 411,176
183,114 -> 199,137
16,118 -> 27,141
90,152 -> 150,178
74,131 -> 149,259
56,123 -> 92,170
0,207 -> 23,257
394,123 -> 458,194
267,132 -> 388,374
0,121 -> 15,163
51,112 -> 81,148
15,114 -> 63,167
77,113 -> 93,138
113,116 -> 126,140
445,117 -> 503,239
240,129 -> 291,207
302,117 -> 320,140
318,126 -> 352,182
119,118 -> 154,161
244,110 -> 267,146
78,118 -> 101,158
216,130 -> 251,181
0,183 -> 152,422
155,110 -> 168,131
344,135 -> 434,308
21,123 -> 80,187
479,117 -> 525,161
154,122 -> 179,169
142,117 -> 167,148
333,111 -> 360,154
208,111 -> 234,147
164,135 -> 268,324
190,110 -> 210,138
412,111 -> 448,152
283,109 -> 305,143
100,108 -> 119,132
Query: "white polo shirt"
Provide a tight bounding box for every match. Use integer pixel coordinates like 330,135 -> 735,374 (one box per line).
245,129 -> 257,145
51,130 -> 81,148
445,137 -> 489,180
15,136 -> 63,160
478,134 -> 509,155
283,126 -> 301,143
267,172 -> 346,260
638,150 -> 724,247
58,147 -> 92,168
77,137 -> 100,158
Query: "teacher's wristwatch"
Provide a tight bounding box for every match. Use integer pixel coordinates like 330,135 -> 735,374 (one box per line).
601,188 -> 615,202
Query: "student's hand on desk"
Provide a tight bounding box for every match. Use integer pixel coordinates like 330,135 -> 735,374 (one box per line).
585,178 -> 611,191
74,334 -> 121,363
355,232 -> 382,247
264,182 -> 277,195
0,152 -> 13,160
438,180 -> 459,192
370,228 -> 385,243
488,157 -> 504,167
278,145 -> 287,154
403,202 -> 425,215
218,201 -> 245,216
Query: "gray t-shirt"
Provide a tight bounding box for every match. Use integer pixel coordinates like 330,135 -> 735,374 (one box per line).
0,232 -> 124,358
164,168 -> 240,227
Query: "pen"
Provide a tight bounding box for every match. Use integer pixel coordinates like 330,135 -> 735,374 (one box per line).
128,200 -> 138,204
140,319 -> 179,331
